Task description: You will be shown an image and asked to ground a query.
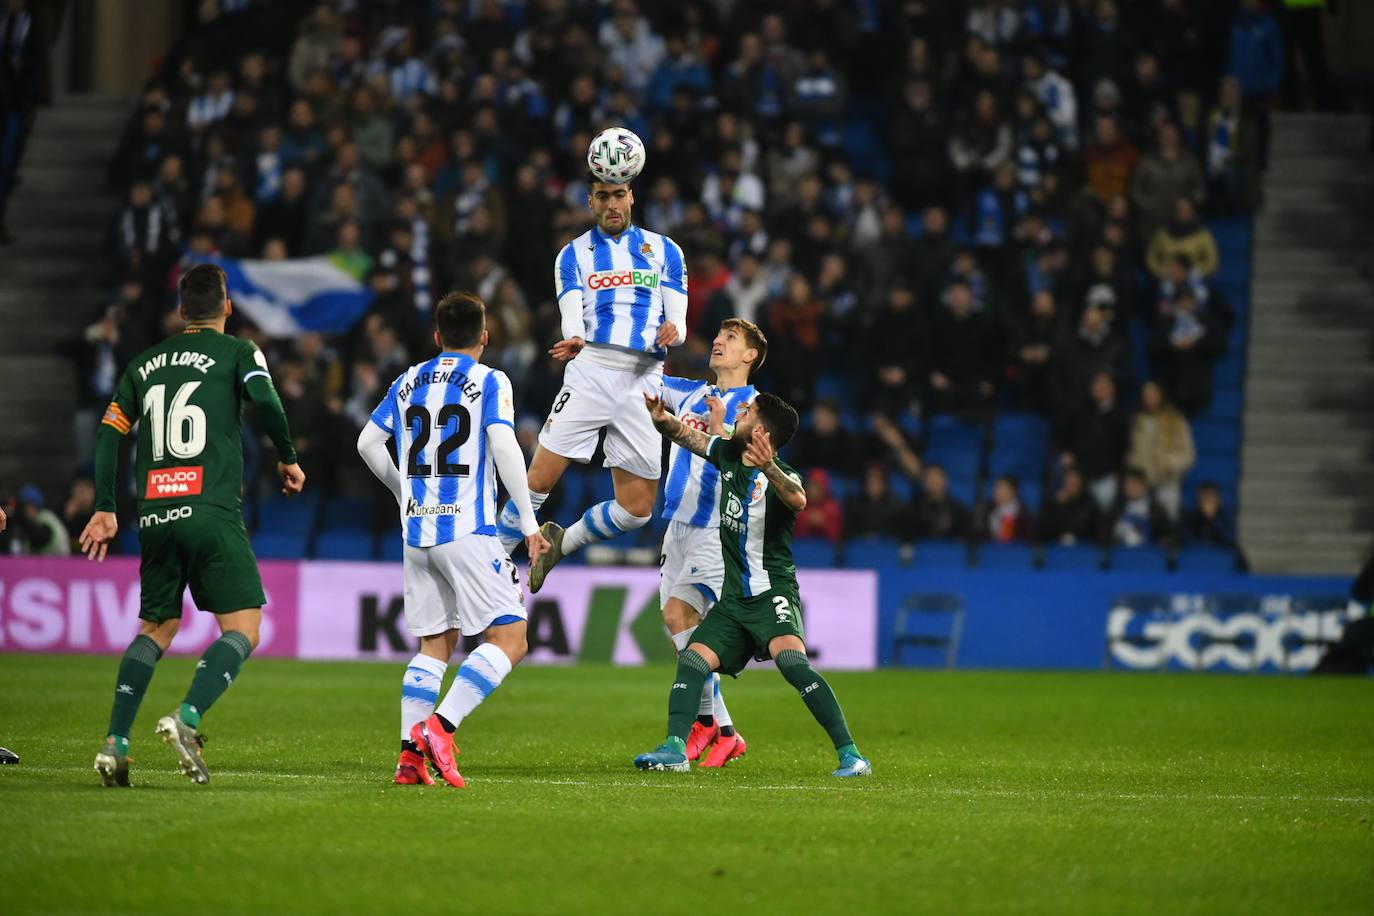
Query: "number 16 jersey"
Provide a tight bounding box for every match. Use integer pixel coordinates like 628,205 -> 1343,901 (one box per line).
370,352 -> 515,548
102,328 -> 283,515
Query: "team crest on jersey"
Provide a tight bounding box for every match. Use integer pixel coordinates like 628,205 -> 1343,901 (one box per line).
145,467 -> 203,499
640,242 -> 653,256
750,478 -> 766,503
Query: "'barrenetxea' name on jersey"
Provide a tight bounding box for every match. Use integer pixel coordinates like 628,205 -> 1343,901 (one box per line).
660,378 -> 756,529
370,352 -> 515,548
555,224 -> 687,362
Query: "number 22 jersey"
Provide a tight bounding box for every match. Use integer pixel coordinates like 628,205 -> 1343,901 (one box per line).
370,352 -> 515,548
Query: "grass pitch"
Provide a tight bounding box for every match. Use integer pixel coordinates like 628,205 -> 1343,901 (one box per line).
1,654 -> 1371,915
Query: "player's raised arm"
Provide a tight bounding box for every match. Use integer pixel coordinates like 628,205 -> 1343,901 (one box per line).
239,343 -> 305,496
746,427 -> 807,513
656,237 -> 687,348
644,392 -> 711,458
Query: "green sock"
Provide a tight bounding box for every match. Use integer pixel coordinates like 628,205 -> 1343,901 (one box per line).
179,631 -> 253,727
775,649 -> 855,752
666,650 -> 712,745
107,635 -> 163,744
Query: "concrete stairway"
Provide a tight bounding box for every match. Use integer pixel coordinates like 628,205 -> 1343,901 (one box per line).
0,94 -> 131,503
1240,112 -> 1374,575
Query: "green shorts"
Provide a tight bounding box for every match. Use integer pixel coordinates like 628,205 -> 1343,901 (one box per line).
136,502 -> 265,622
694,585 -> 805,677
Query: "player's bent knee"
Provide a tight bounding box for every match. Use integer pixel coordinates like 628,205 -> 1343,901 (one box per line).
139,618 -> 180,650
661,598 -> 701,635
219,608 -> 263,650
685,642 -> 721,671
768,635 -> 807,659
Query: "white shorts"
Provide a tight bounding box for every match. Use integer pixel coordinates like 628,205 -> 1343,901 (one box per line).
538,357 -> 663,481
403,534 -> 526,638
659,520 -> 725,616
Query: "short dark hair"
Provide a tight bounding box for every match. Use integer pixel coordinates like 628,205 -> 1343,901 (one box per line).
179,264 -> 227,320
720,317 -> 768,376
587,172 -> 632,191
753,392 -> 799,450
434,290 -> 486,349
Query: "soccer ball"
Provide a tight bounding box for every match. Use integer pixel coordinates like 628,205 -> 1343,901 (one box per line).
587,127 -> 645,184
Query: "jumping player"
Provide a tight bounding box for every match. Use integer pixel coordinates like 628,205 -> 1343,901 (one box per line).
657,319 -> 765,767
81,263 -> 306,786
634,392 -> 872,777
358,291 -> 548,788
496,175 -> 687,592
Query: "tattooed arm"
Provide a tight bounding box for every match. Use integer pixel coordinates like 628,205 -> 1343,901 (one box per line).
644,393 -> 712,458
744,427 -> 807,512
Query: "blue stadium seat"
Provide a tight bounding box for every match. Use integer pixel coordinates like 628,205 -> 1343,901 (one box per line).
793,537 -> 839,568
1213,355 -> 1245,389
925,446 -> 981,481
987,445 -> 1045,481
813,372 -> 849,402
252,531 -> 308,560
1190,454 -> 1240,487
1174,545 -> 1239,573
926,414 -> 984,450
1192,418 -> 1241,455
320,497 -> 371,530
1018,480 -> 1043,512
990,412 -> 1050,450
1110,545 -> 1171,572
1209,217 -> 1252,256
911,539 -> 969,569
379,533 -> 405,562
586,469 -> 615,507
888,473 -> 913,502
1042,544 -> 1105,571
1205,389 -> 1244,421
844,537 -> 907,570
947,475 -> 980,509
976,542 -> 1036,570
313,529 -> 375,561
257,493 -> 318,535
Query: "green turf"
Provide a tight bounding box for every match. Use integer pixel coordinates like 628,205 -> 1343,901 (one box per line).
1,654 -> 1371,915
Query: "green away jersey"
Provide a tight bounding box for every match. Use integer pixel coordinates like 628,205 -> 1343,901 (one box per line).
96,328 -> 296,514
706,435 -> 803,600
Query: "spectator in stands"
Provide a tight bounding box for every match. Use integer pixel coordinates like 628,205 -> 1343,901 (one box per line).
58,282 -> 147,469
1021,51 -> 1077,151
866,285 -> 923,417
1082,114 -> 1139,205
1052,302 -> 1128,420
790,399 -> 852,476
1146,195 -> 1219,278
1036,466 -> 1102,546
766,273 -> 823,411
1107,468 -> 1174,549
1009,290 -> 1060,414
1227,0 -> 1284,168
794,469 -> 843,544
1154,254 -> 1234,333
61,478 -> 95,552
0,0 -> 49,243
288,4 -> 342,92
1128,381 -> 1196,518
949,89 -> 1012,201
599,1 -> 665,96
1131,122 -> 1205,242
981,475 -> 1033,544
889,79 -> 949,211
1148,284 -> 1225,415
9,486 -> 69,556
1183,481 -> 1243,556
1061,371 -> 1128,509
1204,75 -> 1262,213
912,464 -> 972,542
845,465 -> 909,543
926,280 -> 996,417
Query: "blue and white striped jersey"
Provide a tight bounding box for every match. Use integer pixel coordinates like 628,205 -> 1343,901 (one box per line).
370,352 -> 514,547
660,377 -> 755,528
555,224 -> 687,357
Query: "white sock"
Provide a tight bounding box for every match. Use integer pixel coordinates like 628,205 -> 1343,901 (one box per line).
698,672 -> 716,717
561,500 -> 651,554
401,654 -> 446,744
498,491 -> 548,553
435,643 -> 513,730
669,625 -> 697,654
712,675 -> 734,729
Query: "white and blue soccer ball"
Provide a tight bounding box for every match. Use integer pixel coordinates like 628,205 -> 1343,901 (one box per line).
587,126 -> 645,184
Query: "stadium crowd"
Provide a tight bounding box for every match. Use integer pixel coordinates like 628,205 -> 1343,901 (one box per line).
9,0 -> 1294,569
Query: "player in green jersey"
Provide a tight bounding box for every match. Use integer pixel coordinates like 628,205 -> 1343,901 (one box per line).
634,392 -> 872,777
79,264 -> 305,786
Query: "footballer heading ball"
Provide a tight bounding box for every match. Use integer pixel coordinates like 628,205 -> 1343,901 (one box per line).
587,126 -> 645,184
